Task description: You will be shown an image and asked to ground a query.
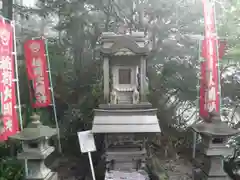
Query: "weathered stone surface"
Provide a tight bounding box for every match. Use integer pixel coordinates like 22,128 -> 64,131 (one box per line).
105,170 -> 149,180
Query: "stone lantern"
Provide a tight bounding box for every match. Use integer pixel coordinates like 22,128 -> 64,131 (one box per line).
192,111 -> 239,180
9,113 -> 58,180
92,32 -> 161,179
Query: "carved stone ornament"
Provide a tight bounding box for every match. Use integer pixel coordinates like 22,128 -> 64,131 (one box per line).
132,88 -> 139,104
114,48 -> 136,56
110,89 -> 117,104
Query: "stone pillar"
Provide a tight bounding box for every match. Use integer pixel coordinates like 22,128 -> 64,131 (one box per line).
192,112 -> 239,180
103,57 -> 110,102
140,56 -> 146,102
9,113 -> 58,180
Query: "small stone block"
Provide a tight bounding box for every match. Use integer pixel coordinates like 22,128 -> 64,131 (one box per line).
193,168 -> 231,180
193,168 -> 203,180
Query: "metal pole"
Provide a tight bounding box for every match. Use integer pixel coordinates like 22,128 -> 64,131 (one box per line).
11,18 -> 28,176
43,38 -> 62,154
192,39 -> 202,159
2,0 -> 13,21
213,0 -> 222,115
88,152 -> 96,180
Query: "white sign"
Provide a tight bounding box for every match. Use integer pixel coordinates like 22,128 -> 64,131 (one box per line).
77,130 -> 97,180
77,130 -> 96,153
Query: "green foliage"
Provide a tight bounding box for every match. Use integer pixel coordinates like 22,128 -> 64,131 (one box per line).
0,143 -> 23,180
0,157 -> 23,180
224,136 -> 240,179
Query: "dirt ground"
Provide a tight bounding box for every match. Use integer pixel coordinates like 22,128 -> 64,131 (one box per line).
49,148 -> 193,180
51,155 -> 89,180
158,158 -> 193,180
50,154 -> 193,180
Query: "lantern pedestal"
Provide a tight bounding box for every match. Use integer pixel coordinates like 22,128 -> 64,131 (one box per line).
191,112 -> 239,180
9,113 -> 58,180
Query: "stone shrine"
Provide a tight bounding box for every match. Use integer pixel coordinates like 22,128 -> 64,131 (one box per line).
192,111 -> 239,180
92,32 -> 161,179
10,113 -> 58,180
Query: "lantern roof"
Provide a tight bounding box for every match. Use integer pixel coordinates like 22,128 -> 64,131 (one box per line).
9,113 -> 57,141
192,111 -> 239,136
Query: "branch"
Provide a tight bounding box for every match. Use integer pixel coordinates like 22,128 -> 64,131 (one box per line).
231,103 -> 240,122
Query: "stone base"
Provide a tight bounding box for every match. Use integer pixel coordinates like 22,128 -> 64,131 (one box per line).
193,168 -> 230,180
26,172 -> 58,180
99,103 -> 152,109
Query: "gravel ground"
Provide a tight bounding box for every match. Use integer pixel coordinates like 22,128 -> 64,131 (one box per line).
159,158 -> 193,180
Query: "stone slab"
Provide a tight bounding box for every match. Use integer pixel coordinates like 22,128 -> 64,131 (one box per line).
26,172 -> 58,180
92,124 -> 160,133
99,103 -> 152,109
94,115 -> 158,124
204,147 -> 234,156
92,108 -> 160,133
105,170 -> 149,180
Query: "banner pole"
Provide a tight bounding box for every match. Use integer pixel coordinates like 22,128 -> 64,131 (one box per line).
11,20 -> 28,176
43,38 -> 62,154
213,1 -> 222,114
11,21 -> 23,130
192,39 -> 202,159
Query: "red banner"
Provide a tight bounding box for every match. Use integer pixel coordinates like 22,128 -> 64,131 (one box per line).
0,19 -> 19,141
199,59 -> 208,118
200,39 -> 226,118
201,39 -> 227,59
24,39 -> 51,108
201,0 -> 220,114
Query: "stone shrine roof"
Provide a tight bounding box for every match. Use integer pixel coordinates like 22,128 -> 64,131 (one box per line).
100,32 -> 149,55
92,106 -> 161,133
